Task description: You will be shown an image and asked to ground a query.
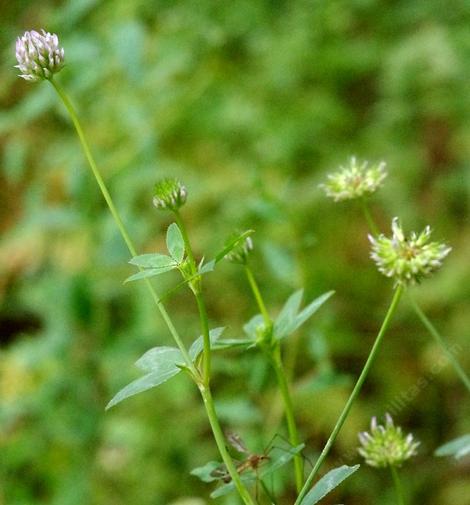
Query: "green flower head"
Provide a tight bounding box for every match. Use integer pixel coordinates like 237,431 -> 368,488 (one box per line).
153,178 -> 187,211
15,30 -> 65,82
319,157 -> 387,202
358,414 -> 419,468
369,218 -> 451,286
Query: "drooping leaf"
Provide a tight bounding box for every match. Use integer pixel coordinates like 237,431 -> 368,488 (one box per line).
299,464 -> 360,505
212,339 -> 256,350
129,253 -> 176,269
124,266 -> 177,283
435,434 -> 470,459
106,367 -> 182,410
166,223 -> 185,263
190,461 -> 223,483
189,327 -> 226,361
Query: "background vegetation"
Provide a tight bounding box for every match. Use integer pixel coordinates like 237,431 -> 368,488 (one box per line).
1,1 -> 469,504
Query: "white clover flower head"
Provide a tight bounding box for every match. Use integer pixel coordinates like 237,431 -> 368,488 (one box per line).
369,217 -> 451,286
15,29 -> 65,82
319,156 -> 387,202
224,234 -> 254,265
152,178 -> 187,211
358,414 -> 419,468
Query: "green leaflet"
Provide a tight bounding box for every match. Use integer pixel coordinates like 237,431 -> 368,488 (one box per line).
299,464 -> 360,505
435,434 -> 470,459
274,290 -> 335,340
166,222 -> 185,263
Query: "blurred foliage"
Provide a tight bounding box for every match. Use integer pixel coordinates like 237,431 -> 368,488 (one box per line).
1,1 -> 470,504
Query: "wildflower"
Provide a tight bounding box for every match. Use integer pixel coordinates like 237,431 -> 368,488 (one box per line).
319,157 -> 387,201
369,217 -> 451,286
15,30 -> 64,82
358,414 -> 419,468
224,235 -> 254,265
153,178 -> 187,211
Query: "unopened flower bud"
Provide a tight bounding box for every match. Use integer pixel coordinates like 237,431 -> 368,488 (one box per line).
358,414 -> 419,468
153,178 -> 187,211
369,217 -> 451,286
15,30 -> 64,82
319,157 -> 387,202
225,235 -> 254,265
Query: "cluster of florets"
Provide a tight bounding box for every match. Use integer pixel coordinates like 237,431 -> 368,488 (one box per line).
224,236 -> 254,265
358,414 -> 419,468
369,218 -> 451,286
15,30 -> 64,82
152,178 -> 187,211
319,157 -> 387,202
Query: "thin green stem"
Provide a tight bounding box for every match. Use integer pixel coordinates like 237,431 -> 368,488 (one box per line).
244,265 -> 303,492
173,210 -> 212,383
360,198 -> 380,236
390,466 -> 406,505
270,346 -> 304,492
51,79 -> 255,503
295,285 -> 404,505
244,265 -> 271,328
199,386 -> 257,505
409,294 -> 470,393
49,78 -> 196,375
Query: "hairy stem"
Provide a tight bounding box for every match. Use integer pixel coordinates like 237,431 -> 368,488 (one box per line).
390,466 -> 406,505
244,265 -> 304,492
409,295 -> 470,393
295,285 -> 404,505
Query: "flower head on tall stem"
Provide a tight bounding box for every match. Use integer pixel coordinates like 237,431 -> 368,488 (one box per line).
358,414 -> 419,468
369,217 -> 451,286
153,178 -> 187,211
15,29 -> 64,82
319,157 -> 387,202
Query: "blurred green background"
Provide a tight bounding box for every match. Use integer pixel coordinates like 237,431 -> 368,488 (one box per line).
1,1 -> 469,504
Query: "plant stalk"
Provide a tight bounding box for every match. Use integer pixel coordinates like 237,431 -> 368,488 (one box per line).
409,295 -> 470,393
360,199 -> 470,394
199,385 -> 257,505
49,78 -> 196,375
173,210 -> 212,383
295,285 -> 404,505
390,465 -> 406,505
244,265 -> 304,492
51,79 -> 255,503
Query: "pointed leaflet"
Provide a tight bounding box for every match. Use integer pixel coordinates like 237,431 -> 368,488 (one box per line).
274,290 -> 335,340
299,465 -> 360,505
435,434 -> 470,459
124,266 -> 177,283
243,314 -> 266,340
129,253 -> 176,269
106,346 -> 184,410
274,289 -> 304,338
191,461 -> 223,483
189,327 -> 226,361
166,223 -> 185,263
